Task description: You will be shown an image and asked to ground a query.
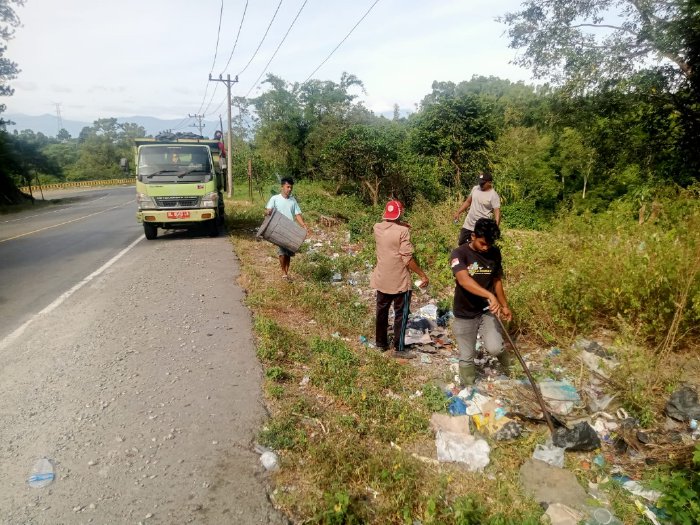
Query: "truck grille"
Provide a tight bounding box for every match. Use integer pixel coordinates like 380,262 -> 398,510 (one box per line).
154,196 -> 199,208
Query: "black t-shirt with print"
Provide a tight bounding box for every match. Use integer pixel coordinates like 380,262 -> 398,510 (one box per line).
449,243 -> 503,319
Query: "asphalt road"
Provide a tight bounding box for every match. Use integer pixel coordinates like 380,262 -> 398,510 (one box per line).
0,187 -> 285,524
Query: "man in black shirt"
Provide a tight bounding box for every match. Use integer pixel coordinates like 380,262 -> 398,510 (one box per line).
449,218 -> 512,386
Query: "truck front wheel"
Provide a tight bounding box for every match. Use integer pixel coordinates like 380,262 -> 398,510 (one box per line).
207,219 -> 219,237
143,223 -> 158,240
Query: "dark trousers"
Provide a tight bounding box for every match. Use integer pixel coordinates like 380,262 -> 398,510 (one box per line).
458,228 -> 473,246
375,290 -> 412,352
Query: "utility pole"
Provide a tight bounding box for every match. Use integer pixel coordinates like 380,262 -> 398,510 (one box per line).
209,74 -> 238,198
54,102 -> 63,136
188,113 -> 206,136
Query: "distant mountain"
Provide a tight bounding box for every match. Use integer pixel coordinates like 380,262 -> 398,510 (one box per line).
3,113 -> 225,139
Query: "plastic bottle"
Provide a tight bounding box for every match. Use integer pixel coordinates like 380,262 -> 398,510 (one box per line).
27,458 -> 55,488
585,507 -> 623,525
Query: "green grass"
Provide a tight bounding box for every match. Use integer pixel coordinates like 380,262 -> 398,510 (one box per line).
227,179 -> 700,524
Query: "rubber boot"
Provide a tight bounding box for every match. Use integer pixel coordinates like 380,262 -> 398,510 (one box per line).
497,351 -> 512,374
459,364 -> 476,386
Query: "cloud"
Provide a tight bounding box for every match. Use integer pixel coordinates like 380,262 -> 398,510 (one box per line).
51,85 -> 73,93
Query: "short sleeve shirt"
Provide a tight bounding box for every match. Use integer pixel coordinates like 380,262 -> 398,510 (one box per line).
463,186 -> 501,230
266,194 -> 302,221
450,243 -> 503,318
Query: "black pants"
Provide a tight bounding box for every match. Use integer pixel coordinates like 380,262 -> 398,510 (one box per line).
458,228 -> 473,246
375,290 -> 412,351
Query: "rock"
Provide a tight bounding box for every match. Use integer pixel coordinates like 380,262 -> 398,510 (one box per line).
520,459 -> 588,509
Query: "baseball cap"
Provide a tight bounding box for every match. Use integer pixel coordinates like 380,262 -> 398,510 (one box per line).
382,200 -> 403,220
478,172 -> 493,186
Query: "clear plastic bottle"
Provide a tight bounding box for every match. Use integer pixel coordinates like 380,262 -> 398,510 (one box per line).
27,457 -> 55,488
585,507 -> 623,525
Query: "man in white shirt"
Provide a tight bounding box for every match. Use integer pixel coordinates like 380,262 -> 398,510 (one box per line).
453,172 -> 501,246
265,178 -> 308,280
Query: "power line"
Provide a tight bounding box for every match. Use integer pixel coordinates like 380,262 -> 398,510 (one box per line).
303,0 -> 381,84
175,0 -> 225,131
244,0 -> 310,98
193,0 -> 227,116
219,0 -> 249,75
237,0 -> 284,77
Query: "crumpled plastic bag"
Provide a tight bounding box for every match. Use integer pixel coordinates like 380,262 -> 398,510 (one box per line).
532,442 -> 565,468
435,431 -> 490,471
552,422 -> 601,451
665,386 -> 700,421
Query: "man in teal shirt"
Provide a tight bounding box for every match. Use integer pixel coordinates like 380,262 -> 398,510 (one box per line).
265,178 -> 308,280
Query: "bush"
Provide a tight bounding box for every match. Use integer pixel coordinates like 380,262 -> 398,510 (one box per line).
653,444 -> 700,524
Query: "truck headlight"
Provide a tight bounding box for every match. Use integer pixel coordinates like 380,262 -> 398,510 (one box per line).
137,193 -> 156,209
201,192 -> 218,208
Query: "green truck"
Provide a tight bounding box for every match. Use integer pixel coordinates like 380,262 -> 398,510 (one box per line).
134,137 -> 226,240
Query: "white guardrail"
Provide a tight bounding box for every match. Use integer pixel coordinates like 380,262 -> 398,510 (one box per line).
20,178 -> 135,193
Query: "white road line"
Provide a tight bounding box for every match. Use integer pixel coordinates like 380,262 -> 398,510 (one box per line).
0,235 -> 144,351
0,200 -> 133,243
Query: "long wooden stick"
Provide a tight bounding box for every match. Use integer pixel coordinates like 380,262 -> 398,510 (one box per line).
494,314 -> 555,434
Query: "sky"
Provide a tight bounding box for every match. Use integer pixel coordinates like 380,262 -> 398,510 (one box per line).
5,0 -> 532,126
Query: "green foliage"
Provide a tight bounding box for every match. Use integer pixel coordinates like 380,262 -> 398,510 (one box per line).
317,491 -> 359,525
504,189 -> 700,344
420,383 -> 449,413
653,444 -> 700,524
259,417 -> 307,451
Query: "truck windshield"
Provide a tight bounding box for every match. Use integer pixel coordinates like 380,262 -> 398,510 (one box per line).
137,145 -> 213,183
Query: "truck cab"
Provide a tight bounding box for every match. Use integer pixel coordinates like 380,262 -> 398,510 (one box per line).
134,138 -> 226,239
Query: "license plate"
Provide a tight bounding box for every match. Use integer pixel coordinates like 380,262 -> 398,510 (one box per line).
167,211 -> 190,219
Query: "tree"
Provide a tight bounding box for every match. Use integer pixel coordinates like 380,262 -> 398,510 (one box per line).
410,94 -> 496,190
0,0 -> 26,204
323,124 -> 402,205
500,0 -> 694,90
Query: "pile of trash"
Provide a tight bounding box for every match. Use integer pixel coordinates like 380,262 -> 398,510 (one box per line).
420,335 -> 700,525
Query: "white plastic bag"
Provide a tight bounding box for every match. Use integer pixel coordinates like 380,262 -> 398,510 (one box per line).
435,431 -> 490,471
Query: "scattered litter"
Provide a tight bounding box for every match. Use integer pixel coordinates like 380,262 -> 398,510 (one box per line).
436,311 -> 453,327
584,506 -> 623,524
579,350 -> 619,378
665,386 -> 700,421
420,354 -> 432,364
417,304 -> 438,321
299,375 -> 310,387
27,458 -> 55,488
548,347 -> 562,357
494,421 -> 522,441
543,502 -> 584,525
448,397 -> 467,416
434,431 -> 490,470
532,442 -> 565,468
331,272 -> 342,282
260,451 -> 279,471
538,380 -> 581,415
611,475 -> 662,503
404,328 -> 432,346
552,422 -> 601,451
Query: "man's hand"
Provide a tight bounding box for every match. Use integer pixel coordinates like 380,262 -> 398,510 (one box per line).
264,208 -> 272,216
453,212 -> 461,222
419,275 -> 429,288
486,294 -> 501,315
499,305 -> 512,322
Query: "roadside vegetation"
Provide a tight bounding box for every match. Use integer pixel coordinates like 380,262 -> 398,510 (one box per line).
226,180 -> 699,524
2,0 -> 699,520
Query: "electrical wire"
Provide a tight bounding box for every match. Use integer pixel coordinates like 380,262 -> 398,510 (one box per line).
174,0 -> 225,130
237,0 -> 284,77
243,0 -> 310,98
302,0 -> 381,84
219,0 -> 249,75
